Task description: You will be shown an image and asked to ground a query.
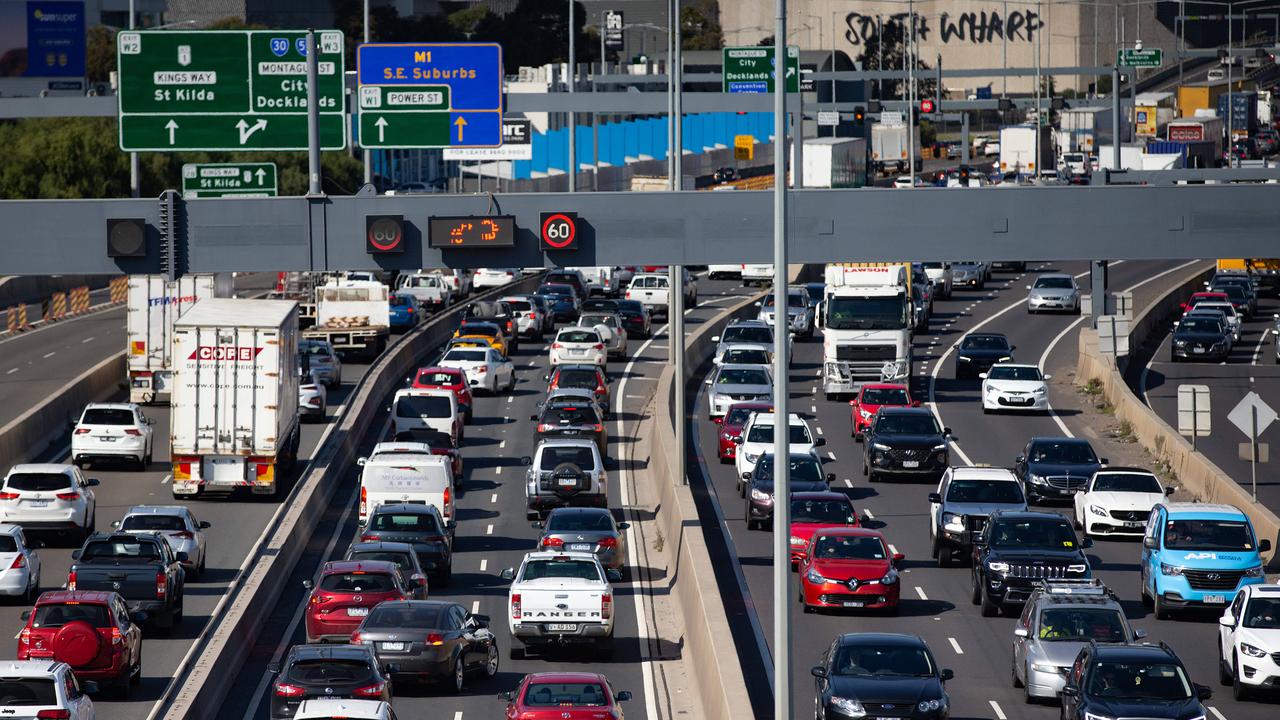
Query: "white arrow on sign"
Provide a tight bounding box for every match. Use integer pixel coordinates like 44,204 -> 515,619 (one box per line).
1228,391 -> 1277,439
236,118 -> 268,145
374,116 -> 388,142
164,119 -> 178,145
255,168 -> 267,184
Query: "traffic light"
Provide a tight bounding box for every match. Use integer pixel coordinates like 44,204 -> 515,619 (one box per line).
920,98 -> 935,114
106,218 -> 146,258
366,215 -> 405,254
998,98 -> 1014,112
853,108 -> 865,127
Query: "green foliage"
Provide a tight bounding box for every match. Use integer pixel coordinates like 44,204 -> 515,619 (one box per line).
448,5 -> 491,38
856,21 -> 936,100
920,120 -> 937,147
681,1 -> 723,51
86,25 -> 116,83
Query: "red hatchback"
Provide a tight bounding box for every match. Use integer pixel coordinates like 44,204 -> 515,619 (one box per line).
798,528 -> 903,614
303,561 -> 413,643
788,491 -> 860,566
413,366 -> 474,423
849,383 -> 917,440
715,401 -> 773,463
17,590 -> 144,694
503,671 -> 632,720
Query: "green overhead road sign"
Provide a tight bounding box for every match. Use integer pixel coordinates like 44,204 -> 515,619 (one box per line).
723,46 -> 799,93
1117,48 -> 1163,68
116,30 -> 346,151
181,162 -> 278,198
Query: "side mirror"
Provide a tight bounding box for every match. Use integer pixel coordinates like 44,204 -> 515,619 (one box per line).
704,378 -> 713,385
1014,627 -> 1029,637
268,662 -> 281,674
132,611 -> 149,624
199,521 -> 212,529
1044,374 -> 1053,380
1010,345 -> 1017,350
500,691 -> 514,701
1218,614 -> 1235,629
499,568 -> 515,581
1099,458 -> 1109,465
606,568 -> 623,582
892,552 -> 905,564
1164,486 -> 1174,495
1061,684 -> 1079,697
713,416 -> 724,424
826,473 -> 836,483
521,456 -> 532,466
1080,538 -> 1093,548
618,522 -> 630,530
70,550 -> 80,560
531,521 -> 543,529
110,521 -> 121,529
1134,628 -> 1148,639
616,690 -> 633,702
1261,539 -> 1272,552
176,551 -> 189,563
814,438 -> 826,447
711,336 -> 720,342
741,472 -> 752,480
732,436 -> 744,445
1015,455 -> 1025,464
357,457 -> 367,466
20,610 -> 30,621
810,665 -> 828,679
530,414 -> 540,420
1142,537 -> 1157,549
1025,285 -> 1032,290
927,492 -> 941,504
943,427 -> 952,436
302,579 -> 314,589
80,681 -> 99,695
473,613 -> 491,626
940,669 -> 954,682
911,400 -> 922,407
977,372 -> 988,379
86,478 -> 100,487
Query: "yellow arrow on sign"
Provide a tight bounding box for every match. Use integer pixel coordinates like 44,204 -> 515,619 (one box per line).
453,116 -> 468,142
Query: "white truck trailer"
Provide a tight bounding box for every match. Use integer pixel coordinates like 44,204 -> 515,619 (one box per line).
126,274 -> 233,403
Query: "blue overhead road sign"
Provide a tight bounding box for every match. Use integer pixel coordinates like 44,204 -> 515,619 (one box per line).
357,42 -> 504,148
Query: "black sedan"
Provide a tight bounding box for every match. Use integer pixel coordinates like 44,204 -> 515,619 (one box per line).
532,399 -> 607,455
811,633 -> 953,720
361,504 -> 453,585
744,452 -> 833,530
1170,316 -> 1232,362
533,507 -> 629,570
352,600 -> 498,692
1015,437 -> 1106,503
861,407 -> 951,483
269,644 -> 392,720
953,332 -> 1015,379
616,299 -> 652,338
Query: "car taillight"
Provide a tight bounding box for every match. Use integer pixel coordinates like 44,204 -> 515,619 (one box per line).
511,593 -> 521,619
590,424 -> 603,432
10,554 -> 25,569
406,306 -> 415,313
74,428 -> 90,435
111,626 -> 123,646
601,593 -> 612,620
475,365 -> 487,373
67,570 -> 76,591
172,530 -> 194,540
592,343 -> 604,350
274,683 -> 306,698
596,384 -> 606,395
19,626 -> 30,646
625,291 -> 632,299
552,342 -> 563,350
443,487 -> 452,518
351,631 -> 365,644
361,534 -> 377,542
156,572 -> 166,599
124,428 -> 142,436
55,492 -> 79,501
353,682 -> 386,698
0,492 -> 19,500
36,711 -> 70,719
537,424 -> 554,433
252,458 -> 274,484
359,486 -> 367,520
426,632 -> 444,645
542,536 -> 564,548
598,537 -> 617,548
527,312 -> 537,319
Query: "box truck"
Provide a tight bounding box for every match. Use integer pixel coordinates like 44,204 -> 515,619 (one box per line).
1167,116 -> 1224,159
126,274 -> 233,403
818,263 -> 912,400
799,137 -> 868,188
998,124 -> 1054,176
870,123 -> 921,174
1058,107 -> 1110,153
170,299 -> 301,499
1218,91 -> 1259,139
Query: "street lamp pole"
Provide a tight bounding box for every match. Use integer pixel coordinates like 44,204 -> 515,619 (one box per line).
568,0 -> 577,193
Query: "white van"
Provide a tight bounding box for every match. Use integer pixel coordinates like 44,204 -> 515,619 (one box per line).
391,388 -> 461,445
357,443 -> 456,528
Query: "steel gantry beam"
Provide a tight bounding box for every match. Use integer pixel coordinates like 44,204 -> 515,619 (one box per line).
4,185 -> 1280,275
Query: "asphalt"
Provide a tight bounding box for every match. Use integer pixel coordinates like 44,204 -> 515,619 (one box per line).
219,275 -> 757,720
688,261 -> 1280,719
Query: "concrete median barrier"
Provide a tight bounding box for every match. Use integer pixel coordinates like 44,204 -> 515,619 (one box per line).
152,278 -> 544,720
0,352 -> 125,465
1076,267 -> 1280,564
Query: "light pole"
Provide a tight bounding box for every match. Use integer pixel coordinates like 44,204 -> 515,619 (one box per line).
771,0 -> 791,719
568,0 -> 577,193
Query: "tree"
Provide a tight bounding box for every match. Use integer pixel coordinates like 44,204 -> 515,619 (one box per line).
855,18 -> 935,101
85,25 -> 116,83
681,1 -> 723,51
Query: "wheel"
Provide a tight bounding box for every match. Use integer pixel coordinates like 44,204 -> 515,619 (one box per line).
130,648 -> 142,686
1140,575 -> 1154,607
484,644 -> 499,677
868,470 -> 879,483
1072,508 -> 1082,530
861,462 -> 868,476
970,572 -> 982,605
1219,641 -> 1234,686
450,656 -> 466,694
1153,590 -> 1170,620
746,515 -> 757,531
1013,662 -> 1023,688
980,585 -> 1000,617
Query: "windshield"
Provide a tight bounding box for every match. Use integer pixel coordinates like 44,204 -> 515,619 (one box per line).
369,512 -> 441,534
724,406 -> 767,427
580,315 -> 618,328
1034,277 -> 1074,289
523,683 -> 609,707
539,446 -> 597,470
286,659 -> 374,685
831,645 -> 935,677
365,603 -> 444,628
755,455 -> 823,482
318,572 -> 397,593
989,519 -> 1078,548
459,324 -> 499,338
812,534 -> 887,560
961,335 -> 1011,351
1243,598 -> 1280,629
443,350 -> 486,363
0,536 -> 15,552
32,603 -> 110,629
745,424 -> 812,444
1087,662 -> 1192,700
521,559 -> 602,582
1213,285 -> 1247,301
1179,318 -> 1225,334
1195,303 -> 1235,317
505,300 -> 532,312
558,330 -> 599,344
548,512 -> 615,532
826,296 -> 908,330
763,293 -> 806,309
1038,608 -> 1126,642
82,408 -> 135,425
723,326 -> 774,344
987,366 -> 1042,382
1092,473 -> 1162,494
396,395 -> 452,418
4,473 -> 72,492
300,343 -> 332,357
416,371 -> 460,387
723,348 -> 771,365
717,368 -> 770,386
1164,519 -> 1255,551
874,414 -> 940,435
389,295 -> 412,307
0,678 -> 57,706
792,499 -> 856,524
1029,441 -> 1098,464
946,479 -> 1025,504
861,387 -> 910,405
121,515 -> 186,532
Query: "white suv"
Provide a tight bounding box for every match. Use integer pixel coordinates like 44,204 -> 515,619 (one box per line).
1218,583 -> 1280,700
70,403 -> 154,471
0,660 -> 97,719
0,524 -> 42,601
1072,467 -> 1170,539
733,412 -> 823,479
0,465 -> 98,541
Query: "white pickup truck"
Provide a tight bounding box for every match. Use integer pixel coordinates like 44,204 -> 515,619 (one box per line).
395,271 -> 452,312
623,270 -> 697,318
500,551 -> 620,660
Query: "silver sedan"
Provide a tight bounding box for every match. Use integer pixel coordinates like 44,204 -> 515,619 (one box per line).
113,505 -> 211,580
1026,273 -> 1081,314
705,363 -> 774,419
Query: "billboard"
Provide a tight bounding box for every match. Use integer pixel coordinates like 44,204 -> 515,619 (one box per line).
0,0 -> 86,95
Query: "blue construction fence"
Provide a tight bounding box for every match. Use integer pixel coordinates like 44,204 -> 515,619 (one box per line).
514,112 -> 773,179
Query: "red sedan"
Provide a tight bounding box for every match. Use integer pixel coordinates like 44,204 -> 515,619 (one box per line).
788,491 -> 860,566
1179,291 -> 1229,313
715,401 -> 773,463
849,383 -> 916,440
413,366 -> 474,423
797,528 -> 903,614
302,560 -> 413,643
503,671 -> 632,719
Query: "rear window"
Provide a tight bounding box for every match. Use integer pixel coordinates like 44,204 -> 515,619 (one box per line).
318,572 -> 398,593
364,603 -> 445,629
79,538 -> 163,562
286,658 -> 374,684
460,324 -> 499,337
0,678 -> 57,706
33,602 -> 111,629
547,512 -> 614,532
369,512 -> 441,534
0,536 -> 15,552
416,371 -> 459,386
121,515 -> 186,532
558,330 -> 599,344
4,473 -> 72,492
505,300 -> 532,312
542,405 -> 602,425
521,559 -> 602,582
443,350 -> 486,363
540,446 -> 598,470
81,408 -> 135,425
389,294 -> 413,307
524,682 -> 609,707
395,395 -> 452,418
348,551 -> 413,574
555,369 -> 601,388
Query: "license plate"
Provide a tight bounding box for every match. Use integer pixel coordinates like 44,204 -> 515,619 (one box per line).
1204,594 -> 1226,604
1123,521 -> 1144,528
558,477 -> 578,487
99,436 -> 117,442
902,460 -> 919,468
568,543 -> 593,551
379,641 -> 406,651
1193,347 -> 1206,353
26,500 -> 48,508
571,349 -> 586,355
347,607 -> 370,616
546,623 -> 577,632
842,601 -> 865,608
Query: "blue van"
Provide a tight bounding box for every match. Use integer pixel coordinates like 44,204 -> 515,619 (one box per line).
1141,502 -> 1271,619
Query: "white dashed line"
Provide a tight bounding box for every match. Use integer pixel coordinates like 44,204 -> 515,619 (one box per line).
486,524 -> 494,535
1207,707 -> 1227,720
887,544 -> 898,555
454,712 -> 464,720
471,601 -> 480,614
495,465 -> 502,475
989,700 -> 1007,720
862,508 -> 874,520
499,440 -> 506,449
160,474 -> 171,485
5,368 -> 16,375
479,559 -> 488,572
844,478 -> 853,488
42,351 -> 55,359
81,336 -> 94,343
827,451 -> 836,461
507,395 -> 514,404
816,426 -> 824,435
490,493 -> 498,504
810,405 -> 817,413
948,637 -> 964,654
914,586 -> 928,600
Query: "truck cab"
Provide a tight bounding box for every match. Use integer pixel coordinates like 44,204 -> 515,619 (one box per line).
1140,503 -> 1270,619
819,263 -> 913,399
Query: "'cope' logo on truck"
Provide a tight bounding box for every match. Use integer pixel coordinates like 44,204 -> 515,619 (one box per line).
190,346 -> 264,361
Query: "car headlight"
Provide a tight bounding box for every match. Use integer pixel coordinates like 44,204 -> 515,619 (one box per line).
942,513 -> 965,531
880,569 -> 899,585
859,409 -> 873,420
1241,642 -> 1268,658
829,696 -> 865,716
1032,662 -> 1062,674
1174,339 -> 1187,347
790,535 -> 807,547
871,443 -> 891,452
1244,564 -> 1265,578
807,568 -> 833,585
1028,473 -> 1047,485
1085,713 -> 1117,720
1067,564 -> 1089,574
1090,504 -> 1108,517
987,561 -> 1010,573
958,356 -> 971,362
1034,386 -> 1047,394
750,488 -> 770,501
932,443 -> 948,452
916,697 -> 946,712
743,452 -> 760,463
1160,563 -> 1184,576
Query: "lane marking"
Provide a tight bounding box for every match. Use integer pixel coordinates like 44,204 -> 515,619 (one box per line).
914,586 -> 928,600
507,395 -> 514,404
862,508 -> 875,520
816,426 -> 824,435
5,368 -> 16,375
479,559 -> 488,572
1253,327 -> 1270,366
81,336 -> 94,343
486,524 -> 493,535
948,637 -> 964,654
499,440 -> 506,449
471,600 -> 480,614
160,474 -> 171,485
495,465 -> 502,475
42,351 -> 55,359
1039,317 -> 1088,437
1208,708 -> 1226,720
454,713 -> 463,720
490,493 -> 498,504
827,451 -> 836,461
887,543 -> 898,555
989,700 -> 1007,720
843,478 -> 853,488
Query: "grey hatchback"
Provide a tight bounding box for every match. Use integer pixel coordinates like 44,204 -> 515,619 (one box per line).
533,507 -> 629,571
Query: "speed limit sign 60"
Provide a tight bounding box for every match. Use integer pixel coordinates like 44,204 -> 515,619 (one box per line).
540,212 -> 578,251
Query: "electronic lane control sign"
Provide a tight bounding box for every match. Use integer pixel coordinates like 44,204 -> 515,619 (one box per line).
428,216 -> 516,248
357,43 -> 503,149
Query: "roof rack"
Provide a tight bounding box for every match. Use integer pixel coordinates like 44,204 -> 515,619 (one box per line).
1035,578 -> 1117,599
